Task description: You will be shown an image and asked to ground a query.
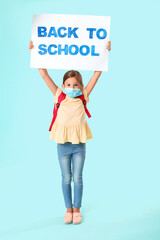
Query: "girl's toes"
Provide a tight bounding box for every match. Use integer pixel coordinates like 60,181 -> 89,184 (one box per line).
73,212 -> 82,224
64,212 -> 73,224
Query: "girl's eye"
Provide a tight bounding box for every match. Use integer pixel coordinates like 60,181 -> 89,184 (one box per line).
67,84 -> 70,86
74,84 -> 78,86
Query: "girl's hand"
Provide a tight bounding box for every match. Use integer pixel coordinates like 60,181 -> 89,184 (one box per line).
106,41 -> 111,51
28,40 -> 34,51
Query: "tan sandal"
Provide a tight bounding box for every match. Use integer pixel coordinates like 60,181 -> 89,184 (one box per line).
64,212 -> 73,223
73,212 -> 82,224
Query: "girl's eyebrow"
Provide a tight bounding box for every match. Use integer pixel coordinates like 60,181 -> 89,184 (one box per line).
67,83 -> 78,85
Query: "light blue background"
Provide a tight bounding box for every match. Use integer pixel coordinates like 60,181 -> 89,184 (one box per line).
0,0 -> 160,239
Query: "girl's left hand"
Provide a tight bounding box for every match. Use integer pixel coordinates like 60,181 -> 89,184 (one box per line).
107,41 -> 111,51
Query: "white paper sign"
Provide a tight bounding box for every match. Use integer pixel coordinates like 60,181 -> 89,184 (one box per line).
30,14 -> 111,71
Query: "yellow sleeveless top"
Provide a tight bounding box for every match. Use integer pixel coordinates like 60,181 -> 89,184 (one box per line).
49,87 -> 93,144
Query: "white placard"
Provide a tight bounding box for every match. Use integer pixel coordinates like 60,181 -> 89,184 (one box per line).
30,14 -> 111,71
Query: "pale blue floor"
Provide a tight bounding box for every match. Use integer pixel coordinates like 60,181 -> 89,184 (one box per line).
0,161 -> 160,240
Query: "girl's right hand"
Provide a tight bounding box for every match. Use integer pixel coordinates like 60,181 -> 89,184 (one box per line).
28,40 -> 34,51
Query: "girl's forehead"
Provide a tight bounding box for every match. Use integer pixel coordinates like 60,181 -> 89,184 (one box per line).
65,77 -> 79,84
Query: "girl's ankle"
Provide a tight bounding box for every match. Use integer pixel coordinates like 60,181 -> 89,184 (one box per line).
73,208 -> 80,213
67,208 -> 73,213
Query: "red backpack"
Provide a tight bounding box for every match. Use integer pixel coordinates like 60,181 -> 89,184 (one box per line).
49,92 -> 91,131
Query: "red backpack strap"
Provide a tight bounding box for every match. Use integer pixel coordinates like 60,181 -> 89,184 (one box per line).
78,94 -> 91,118
49,92 -> 66,131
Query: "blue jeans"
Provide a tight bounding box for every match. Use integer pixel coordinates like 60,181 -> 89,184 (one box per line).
57,142 -> 86,208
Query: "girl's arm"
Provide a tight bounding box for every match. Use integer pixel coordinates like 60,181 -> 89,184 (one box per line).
84,41 -> 111,96
38,68 -> 58,96
84,71 -> 102,96
28,40 -> 58,96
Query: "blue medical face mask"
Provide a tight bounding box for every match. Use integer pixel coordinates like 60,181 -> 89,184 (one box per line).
63,87 -> 83,98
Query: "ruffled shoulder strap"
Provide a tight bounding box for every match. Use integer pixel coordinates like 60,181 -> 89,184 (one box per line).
54,87 -> 63,103
78,94 -> 91,118
82,88 -> 89,103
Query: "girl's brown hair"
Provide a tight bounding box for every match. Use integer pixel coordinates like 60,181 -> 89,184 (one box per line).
63,70 -> 83,86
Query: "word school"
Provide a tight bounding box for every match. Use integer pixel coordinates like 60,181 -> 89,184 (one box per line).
37,26 -> 107,56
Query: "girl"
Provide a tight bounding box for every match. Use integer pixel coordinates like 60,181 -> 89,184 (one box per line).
28,40 -> 111,224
